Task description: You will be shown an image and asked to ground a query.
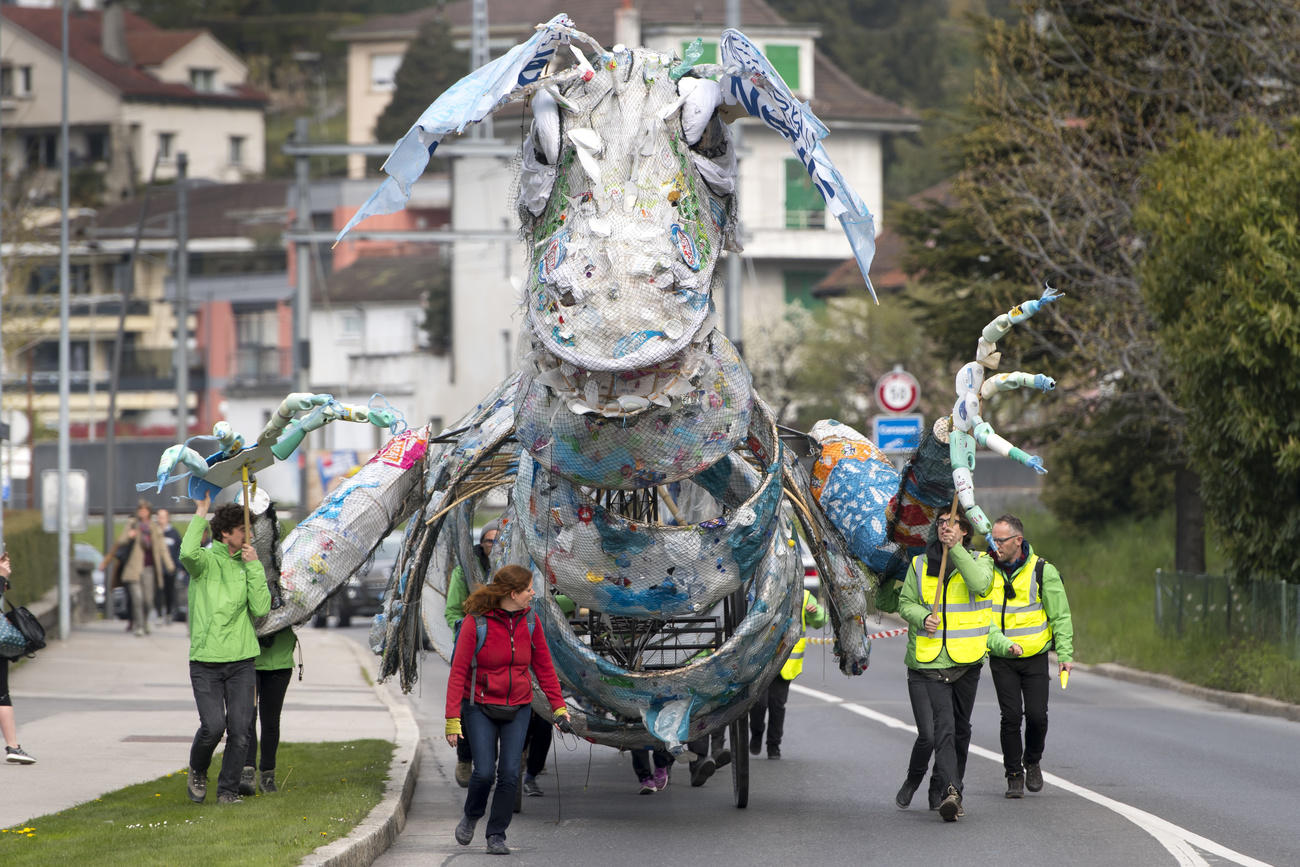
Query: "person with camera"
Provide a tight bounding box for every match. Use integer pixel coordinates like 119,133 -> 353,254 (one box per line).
444,565 -> 570,855
0,552 -> 36,764
181,494 -> 271,805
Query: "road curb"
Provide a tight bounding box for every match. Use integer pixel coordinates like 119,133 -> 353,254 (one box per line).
303,638 -> 421,867
1075,660 -> 1300,723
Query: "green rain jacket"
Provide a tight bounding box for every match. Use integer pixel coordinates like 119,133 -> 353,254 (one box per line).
181,514 -> 271,663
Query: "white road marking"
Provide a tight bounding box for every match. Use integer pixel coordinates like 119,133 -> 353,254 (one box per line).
790,682 -> 1273,867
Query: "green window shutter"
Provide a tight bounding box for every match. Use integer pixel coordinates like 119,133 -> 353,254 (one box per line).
766,44 -> 800,90
785,159 -> 825,229
784,269 -> 828,309
681,40 -> 719,64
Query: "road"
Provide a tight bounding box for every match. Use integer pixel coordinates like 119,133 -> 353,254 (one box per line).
329,621 -> 1299,867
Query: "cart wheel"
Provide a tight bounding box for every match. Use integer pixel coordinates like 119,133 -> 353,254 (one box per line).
729,717 -> 749,808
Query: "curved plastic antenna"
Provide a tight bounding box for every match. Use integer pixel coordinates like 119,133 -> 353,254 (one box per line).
336,14 -> 579,244
719,29 -> 878,302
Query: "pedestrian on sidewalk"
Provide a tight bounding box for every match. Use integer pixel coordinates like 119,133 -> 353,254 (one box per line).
445,565 -> 570,856
0,552 -> 36,765
749,588 -> 827,760
897,504 -> 995,822
102,500 -> 174,636
181,494 -> 271,805
985,513 -> 1074,798
156,508 -> 183,621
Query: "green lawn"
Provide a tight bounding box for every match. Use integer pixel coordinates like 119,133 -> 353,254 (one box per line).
0,740 -> 392,866
1024,508 -> 1300,703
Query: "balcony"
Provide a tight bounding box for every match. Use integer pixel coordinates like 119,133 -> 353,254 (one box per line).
5,347 -> 204,393
229,345 -> 293,390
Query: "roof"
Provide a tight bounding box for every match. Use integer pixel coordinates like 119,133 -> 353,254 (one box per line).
90,181 -> 291,241
316,254 -> 449,305
0,6 -> 267,107
334,0 -> 914,125
814,180 -> 954,297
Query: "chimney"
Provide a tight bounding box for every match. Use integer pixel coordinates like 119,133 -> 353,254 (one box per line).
102,0 -> 131,65
613,0 -> 641,49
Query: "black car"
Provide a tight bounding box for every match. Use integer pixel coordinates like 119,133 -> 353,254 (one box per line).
314,535 -> 398,628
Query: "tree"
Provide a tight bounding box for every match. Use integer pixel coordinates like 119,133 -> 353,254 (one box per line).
373,14 -> 467,146
1136,122 -> 1300,582
893,1 -> 1300,565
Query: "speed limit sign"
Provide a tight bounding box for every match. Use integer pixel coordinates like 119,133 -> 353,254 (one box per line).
875,367 -> 920,414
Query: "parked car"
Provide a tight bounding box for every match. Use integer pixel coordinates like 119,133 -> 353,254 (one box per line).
314,534 -> 399,628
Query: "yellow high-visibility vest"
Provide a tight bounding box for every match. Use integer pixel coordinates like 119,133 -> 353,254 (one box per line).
911,552 -> 991,664
780,590 -> 816,680
988,553 -> 1052,657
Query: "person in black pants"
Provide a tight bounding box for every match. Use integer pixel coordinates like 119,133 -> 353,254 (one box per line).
240,628 -> 296,795
896,504 -> 996,822
985,514 -> 1074,797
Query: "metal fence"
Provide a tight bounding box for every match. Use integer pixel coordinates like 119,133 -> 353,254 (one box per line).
1155,569 -> 1300,660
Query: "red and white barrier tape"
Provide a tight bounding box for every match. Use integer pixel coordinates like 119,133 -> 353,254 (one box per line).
808,626 -> 908,644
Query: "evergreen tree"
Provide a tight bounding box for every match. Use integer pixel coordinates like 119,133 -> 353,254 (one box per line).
1137,123 -> 1300,582
373,14 -> 467,146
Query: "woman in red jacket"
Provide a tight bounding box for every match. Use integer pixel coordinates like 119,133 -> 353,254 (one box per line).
445,564 -> 569,855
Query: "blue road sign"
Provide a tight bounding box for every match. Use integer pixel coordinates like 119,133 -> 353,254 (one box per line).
872,414 -> 924,453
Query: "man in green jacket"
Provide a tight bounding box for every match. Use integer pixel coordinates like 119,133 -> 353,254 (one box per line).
181,494 -> 271,805
985,514 -> 1074,798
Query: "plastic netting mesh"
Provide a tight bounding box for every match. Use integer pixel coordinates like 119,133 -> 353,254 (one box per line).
516,49 -> 735,372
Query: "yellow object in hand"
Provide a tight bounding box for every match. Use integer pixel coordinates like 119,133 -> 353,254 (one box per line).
1060,669 -> 1070,690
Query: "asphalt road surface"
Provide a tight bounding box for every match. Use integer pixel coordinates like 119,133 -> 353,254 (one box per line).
334,621 -> 1298,867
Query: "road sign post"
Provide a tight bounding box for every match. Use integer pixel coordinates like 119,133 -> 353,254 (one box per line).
872,414 -> 925,453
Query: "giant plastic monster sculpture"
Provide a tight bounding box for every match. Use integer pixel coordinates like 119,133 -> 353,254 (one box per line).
258,17 -> 957,777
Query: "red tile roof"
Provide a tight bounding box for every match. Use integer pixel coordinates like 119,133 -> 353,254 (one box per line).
335,0 -> 914,124
0,6 -> 266,106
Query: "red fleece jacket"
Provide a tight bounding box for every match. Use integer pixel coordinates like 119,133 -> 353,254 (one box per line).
444,607 -> 566,720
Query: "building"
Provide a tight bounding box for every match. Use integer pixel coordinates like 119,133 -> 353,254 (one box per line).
0,1 -> 267,202
331,0 -> 919,422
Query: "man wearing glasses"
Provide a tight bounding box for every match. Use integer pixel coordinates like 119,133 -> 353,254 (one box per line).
985,514 -> 1074,799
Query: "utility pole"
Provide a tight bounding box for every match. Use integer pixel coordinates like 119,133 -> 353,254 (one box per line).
293,118 -> 311,516
175,152 -> 189,440
724,0 -> 744,356
470,0 -> 492,139
57,0 -> 72,639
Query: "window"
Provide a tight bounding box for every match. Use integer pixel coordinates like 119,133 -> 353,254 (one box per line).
784,159 -> 825,229
341,311 -> 363,339
370,54 -> 402,92
157,131 -> 175,161
765,45 -> 800,90
1,64 -> 33,97
86,131 -> 107,162
229,135 -> 245,166
681,40 -> 718,64
24,133 -> 58,168
783,269 -> 828,309
189,68 -> 216,92
234,306 -> 283,381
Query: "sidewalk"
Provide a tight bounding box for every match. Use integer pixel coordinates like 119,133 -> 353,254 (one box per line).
1,616 -> 419,863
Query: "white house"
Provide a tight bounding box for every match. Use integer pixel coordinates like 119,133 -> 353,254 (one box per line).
0,1 -> 267,200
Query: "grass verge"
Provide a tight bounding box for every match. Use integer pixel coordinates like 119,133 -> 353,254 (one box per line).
0,740 -> 392,866
1025,508 -> 1300,703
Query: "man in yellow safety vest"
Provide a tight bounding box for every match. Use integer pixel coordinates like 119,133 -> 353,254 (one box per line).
986,514 -> 1074,798
748,587 -> 827,759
